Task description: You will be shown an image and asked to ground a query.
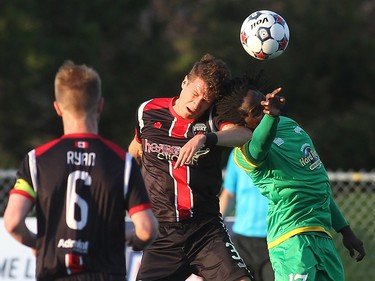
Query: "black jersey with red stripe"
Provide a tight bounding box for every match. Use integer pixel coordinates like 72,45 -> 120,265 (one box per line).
135,97 -> 230,223
14,133 -> 151,280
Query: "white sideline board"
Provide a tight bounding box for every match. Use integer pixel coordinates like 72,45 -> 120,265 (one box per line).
0,218 -> 36,280
0,218 -> 205,281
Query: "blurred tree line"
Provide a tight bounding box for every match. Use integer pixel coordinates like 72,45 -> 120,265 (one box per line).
0,0 -> 374,170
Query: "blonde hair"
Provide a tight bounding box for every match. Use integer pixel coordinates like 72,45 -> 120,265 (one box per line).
54,60 -> 101,116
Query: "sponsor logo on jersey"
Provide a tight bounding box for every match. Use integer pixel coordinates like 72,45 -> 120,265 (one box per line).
153,122 -> 162,129
57,238 -> 89,254
144,138 -> 209,165
192,123 -> 207,135
299,143 -> 322,170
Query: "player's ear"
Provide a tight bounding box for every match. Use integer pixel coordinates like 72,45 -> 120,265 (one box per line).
97,97 -> 104,113
53,101 -> 62,116
181,75 -> 188,89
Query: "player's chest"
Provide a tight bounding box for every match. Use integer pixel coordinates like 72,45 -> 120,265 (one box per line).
141,118 -> 211,140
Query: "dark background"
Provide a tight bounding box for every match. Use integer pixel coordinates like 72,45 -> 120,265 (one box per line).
0,0 -> 374,170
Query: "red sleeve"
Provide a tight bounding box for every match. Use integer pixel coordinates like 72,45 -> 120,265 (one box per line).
10,189 -> 36,203
128,203 -> 152,217
219,121 -> 233,131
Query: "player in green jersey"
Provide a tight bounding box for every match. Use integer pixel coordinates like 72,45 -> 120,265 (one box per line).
215,74 -> 366,281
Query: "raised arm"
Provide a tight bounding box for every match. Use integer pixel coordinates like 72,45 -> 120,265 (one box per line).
244,88 -> 285,163
174,124 -> 252,168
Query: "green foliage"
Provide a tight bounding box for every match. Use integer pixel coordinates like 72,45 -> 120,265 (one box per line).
0,0 -> 374,169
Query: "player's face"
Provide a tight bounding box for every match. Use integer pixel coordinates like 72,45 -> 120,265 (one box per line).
240,90 -> 265,129
174,76 -> 215,119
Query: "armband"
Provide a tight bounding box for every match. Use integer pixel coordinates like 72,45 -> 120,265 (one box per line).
205,133 -> 218,146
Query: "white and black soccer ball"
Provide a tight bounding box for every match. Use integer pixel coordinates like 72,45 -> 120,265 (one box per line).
240,10 -> 290,60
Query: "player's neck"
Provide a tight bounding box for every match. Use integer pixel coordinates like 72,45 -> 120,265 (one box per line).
62,117 -> 99,135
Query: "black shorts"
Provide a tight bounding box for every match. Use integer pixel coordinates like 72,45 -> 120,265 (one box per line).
232,234 -> 274,281
137,216 -> 253,281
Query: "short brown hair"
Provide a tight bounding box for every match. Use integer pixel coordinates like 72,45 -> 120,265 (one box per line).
187,53 -> 231,100
54,60 -> 101,115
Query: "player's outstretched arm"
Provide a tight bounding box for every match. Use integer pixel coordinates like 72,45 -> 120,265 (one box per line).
174,125 -> 252,168
339,225 -> 366,262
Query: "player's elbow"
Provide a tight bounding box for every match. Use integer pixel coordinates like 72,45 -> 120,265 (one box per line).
138,216 -> 159,244
4,210 -> 21,235
132,209 -> 159,247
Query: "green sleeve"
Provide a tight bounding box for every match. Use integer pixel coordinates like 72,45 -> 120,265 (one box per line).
244,114 -> 279,163
330,195 -> 349,232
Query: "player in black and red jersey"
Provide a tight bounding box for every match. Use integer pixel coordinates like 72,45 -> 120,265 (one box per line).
129,54 -> 253,281
4,61 -> 158,281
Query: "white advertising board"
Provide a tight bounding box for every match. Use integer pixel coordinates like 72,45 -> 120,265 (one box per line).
0,218 -> 36,281
0,218 -> 204,281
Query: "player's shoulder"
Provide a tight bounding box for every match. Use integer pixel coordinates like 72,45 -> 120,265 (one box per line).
98,136 -> 127,159
33,138 -> 62,156
233,146 -> 257,171
279,116 -> 300,127
141,97 -> 173,112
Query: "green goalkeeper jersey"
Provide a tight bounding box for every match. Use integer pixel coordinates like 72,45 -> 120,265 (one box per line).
234,115 -> 348,249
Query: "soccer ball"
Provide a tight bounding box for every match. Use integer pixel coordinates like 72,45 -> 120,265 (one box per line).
240,10 -> 290,60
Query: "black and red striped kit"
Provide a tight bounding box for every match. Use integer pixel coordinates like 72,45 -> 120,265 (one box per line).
134,97 -> 228,223
13,133 -> 151,281
134,97 -> 253,281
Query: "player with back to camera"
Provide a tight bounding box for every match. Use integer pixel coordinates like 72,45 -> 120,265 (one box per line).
129,53 -> 254,281
4,61 -> 158,281
220,148 -> 274,281
215,73 -> 366,281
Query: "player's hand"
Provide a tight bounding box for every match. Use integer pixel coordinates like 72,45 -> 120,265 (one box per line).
261,88 -> 285,117
174,134 -> 205,169
340,226 -> 366,262
126,230 -> 146,252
